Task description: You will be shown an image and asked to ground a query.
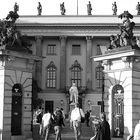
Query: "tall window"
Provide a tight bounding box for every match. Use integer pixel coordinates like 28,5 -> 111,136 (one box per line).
46,61 -> 56,88
96,63 -> 104,89
72,45 -> 81,55
70,60 -> 83,88
47,44 -> 56,55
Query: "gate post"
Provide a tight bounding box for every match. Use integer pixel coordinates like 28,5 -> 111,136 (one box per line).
94,48 -> 140,140
0,50 -> 41,140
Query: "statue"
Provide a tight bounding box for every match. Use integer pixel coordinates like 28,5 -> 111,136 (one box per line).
69,83 -> 79,104
37,2 -> 42,16
87,1 -> 92,15
136,2 -> 140,15
112,1 -> 117,15
108,34 -> 120,50
0,10 -> 32,53
107,11 -> 139,51
118,11 -> 135,47
14,2 -> 19,14
60,2 -> 66,15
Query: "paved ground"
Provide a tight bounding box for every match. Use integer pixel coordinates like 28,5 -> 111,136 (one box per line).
37,120 -> 94,140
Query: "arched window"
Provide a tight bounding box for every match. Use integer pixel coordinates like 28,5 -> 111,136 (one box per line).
46,61 -> 56,88
70,60 -> 83,88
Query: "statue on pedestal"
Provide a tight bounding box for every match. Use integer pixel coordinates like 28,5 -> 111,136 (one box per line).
87,1 -> 92,15
60,2 -> 66,15
108,11 -> 139,51
112,1 -> 117,15
69,83 -> 79,104
37,2 -> 42,16
136,2 -> 140,15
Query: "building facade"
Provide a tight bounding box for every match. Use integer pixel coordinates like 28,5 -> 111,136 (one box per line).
10,15 -> 140,139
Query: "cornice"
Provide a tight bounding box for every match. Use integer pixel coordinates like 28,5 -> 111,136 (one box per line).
17,28 -> 140,37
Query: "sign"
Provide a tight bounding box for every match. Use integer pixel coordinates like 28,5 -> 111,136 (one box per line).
90,105 -> 101,118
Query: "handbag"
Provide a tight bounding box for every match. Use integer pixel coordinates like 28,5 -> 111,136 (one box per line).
79,108 -> 85,123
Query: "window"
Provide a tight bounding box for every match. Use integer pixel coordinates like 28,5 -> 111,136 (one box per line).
72,45 -> 81,55
96,63 -> 104,89
46,61 -> 56,88
47,44 -> 56,55
70,60 -> 83,87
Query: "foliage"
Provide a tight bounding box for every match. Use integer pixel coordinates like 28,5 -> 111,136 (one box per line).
0,10 -> 32,53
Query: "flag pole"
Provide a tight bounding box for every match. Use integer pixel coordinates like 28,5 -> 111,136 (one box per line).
77,0 -> 78,15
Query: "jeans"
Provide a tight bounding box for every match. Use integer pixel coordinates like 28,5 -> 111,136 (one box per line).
54,126 -> 62,140
73,120 -> 81,140
42,125 -> 50,140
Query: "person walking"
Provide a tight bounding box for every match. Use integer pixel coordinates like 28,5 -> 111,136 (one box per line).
40,110 -> 52,140
70,103 -> 85,140
52,109 -> 65,140
85,110 -> 90,127
134,120 -> 140,140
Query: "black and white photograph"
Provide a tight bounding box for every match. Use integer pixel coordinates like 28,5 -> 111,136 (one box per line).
0,0 -> 140,140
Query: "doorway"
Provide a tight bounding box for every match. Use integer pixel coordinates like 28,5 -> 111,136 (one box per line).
45,101 -> 54,113
11,84 -> 22,135
112,84 -> 124,137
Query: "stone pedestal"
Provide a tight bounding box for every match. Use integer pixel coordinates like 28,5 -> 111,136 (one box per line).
93,48 -> 140,140
0,50 -> 41,140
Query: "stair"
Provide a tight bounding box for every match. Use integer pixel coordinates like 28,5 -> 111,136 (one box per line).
50,122 -> 93,140
39,120 -> 94,140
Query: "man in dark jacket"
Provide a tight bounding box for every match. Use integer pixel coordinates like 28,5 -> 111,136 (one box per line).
52,109 -> 65,140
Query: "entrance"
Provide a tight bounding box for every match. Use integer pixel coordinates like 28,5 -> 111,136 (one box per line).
11,84 -> 22,135
112,84 -> 124,137
45,101 -> 54,113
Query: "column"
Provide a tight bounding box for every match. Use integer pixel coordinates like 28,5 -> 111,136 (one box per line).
35,36 -> 43,89
86,36 -> 93,89
60,36 -> 67,90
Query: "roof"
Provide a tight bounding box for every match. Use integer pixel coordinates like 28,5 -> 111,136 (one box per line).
16,15 -> 140,26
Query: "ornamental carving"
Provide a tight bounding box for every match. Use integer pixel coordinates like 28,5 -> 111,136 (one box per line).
0,10 -> 32,53
108,11 -> 140,51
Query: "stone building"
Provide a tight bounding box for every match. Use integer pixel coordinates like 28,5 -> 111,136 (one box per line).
1,14 -> 140,139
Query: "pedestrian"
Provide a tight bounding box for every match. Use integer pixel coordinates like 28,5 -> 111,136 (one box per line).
40,110 -> 52,140
85,110 -> 90,127
36,107 -> 44,135
70,103 -> 85,140
134,120 -> 140,140
90,112 -> 111,140
100,112 -> 111,140
60,108 -> 65,120
52,108 -> 65,140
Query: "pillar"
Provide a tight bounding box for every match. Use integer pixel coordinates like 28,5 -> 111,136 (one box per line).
60,36 -> 67,90
35,36 -> 43,89
86,36 -> 93,89
94,49 -> 140,140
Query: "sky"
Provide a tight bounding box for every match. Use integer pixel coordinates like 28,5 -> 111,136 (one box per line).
0,0 -> 139,19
